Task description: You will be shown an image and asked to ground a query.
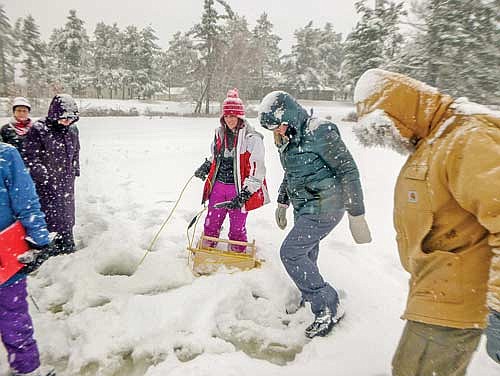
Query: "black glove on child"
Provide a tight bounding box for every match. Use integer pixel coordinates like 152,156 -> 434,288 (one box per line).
18,237 -> 56,274
194,159 -> 211,180
215,188 -> 252,209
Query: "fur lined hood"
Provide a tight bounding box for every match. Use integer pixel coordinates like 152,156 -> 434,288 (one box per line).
353,69 -> 500,154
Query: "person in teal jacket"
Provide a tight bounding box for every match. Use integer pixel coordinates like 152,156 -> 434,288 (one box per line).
0,142 -> 55,376
258,91 -> 372,338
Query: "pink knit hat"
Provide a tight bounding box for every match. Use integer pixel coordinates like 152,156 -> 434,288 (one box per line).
222,88 -> 245,118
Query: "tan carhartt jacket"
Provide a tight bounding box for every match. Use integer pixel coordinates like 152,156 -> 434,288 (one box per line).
355,69 -> 500,328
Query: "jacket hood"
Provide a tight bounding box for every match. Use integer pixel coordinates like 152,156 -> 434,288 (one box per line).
353,69 -> 455,154
258,91 -> 309,132
47,94 -> 80,124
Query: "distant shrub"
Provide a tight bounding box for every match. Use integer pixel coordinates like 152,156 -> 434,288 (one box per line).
80,107 -> 140,117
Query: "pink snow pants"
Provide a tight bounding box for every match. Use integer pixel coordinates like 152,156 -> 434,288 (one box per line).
203,181 -> 248,252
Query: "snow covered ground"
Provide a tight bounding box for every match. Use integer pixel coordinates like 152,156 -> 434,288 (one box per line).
0,103 -> 497,375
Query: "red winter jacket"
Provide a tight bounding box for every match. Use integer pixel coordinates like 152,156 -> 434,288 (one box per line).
202,119 -> 269,211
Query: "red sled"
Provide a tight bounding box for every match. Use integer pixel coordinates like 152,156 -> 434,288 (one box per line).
0,221 -> 28,284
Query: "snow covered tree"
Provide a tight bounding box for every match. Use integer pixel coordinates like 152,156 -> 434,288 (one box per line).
343,0 -> 405,95
282,21 -> 325,92
190,0 -> 234,113
248,13 -> 281,99
92,22 -> 122,98
280,21 -> 344,96
17,15 -> 47,97
214,15 -> 254,99
400,0 -> 500,102
120,25 -> 142,99
318,23 -> 344,99
0,4 -> 14,96
119,25 -> 161,99
161,31 -> 198,99
137,26 -> 162,99
50,10 -> 90,95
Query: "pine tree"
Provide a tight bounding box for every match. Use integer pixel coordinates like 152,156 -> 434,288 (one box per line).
400,0 -> 500,102
92,22 -> 122,98
343,0 -> 405,96
138,26 -> 162,99
249,13 -> 281,99
0,4 -> 14,96
215,15 -> 253,99
293,21 -> 326,91
161,31 -> 198,100
318,23 -> 344,99
280,21 -> 343,96
19,15 -> 47,97
51,9 -> 90,95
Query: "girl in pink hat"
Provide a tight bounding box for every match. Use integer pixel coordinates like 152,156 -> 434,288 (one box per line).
194,88 -> 269,251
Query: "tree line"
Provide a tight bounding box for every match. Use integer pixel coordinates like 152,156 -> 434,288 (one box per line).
0,0 -> 498,113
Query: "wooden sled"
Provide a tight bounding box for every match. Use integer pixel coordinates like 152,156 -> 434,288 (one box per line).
187,234 -> 262,276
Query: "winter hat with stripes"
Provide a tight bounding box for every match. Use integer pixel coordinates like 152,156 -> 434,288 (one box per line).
222,88 -> 245,118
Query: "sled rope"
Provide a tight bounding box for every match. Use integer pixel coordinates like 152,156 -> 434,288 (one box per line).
138,175 -> 195,266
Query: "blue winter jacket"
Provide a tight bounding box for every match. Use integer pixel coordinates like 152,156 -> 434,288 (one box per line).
0,142 -> 49,286
259,91 -> 365,217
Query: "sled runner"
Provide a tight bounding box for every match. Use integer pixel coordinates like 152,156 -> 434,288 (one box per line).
187,234 -> 262,276
0,221 -> 29,283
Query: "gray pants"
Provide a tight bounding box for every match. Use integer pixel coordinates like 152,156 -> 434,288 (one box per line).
392,320 -> 482,376
280,212 -> 344,315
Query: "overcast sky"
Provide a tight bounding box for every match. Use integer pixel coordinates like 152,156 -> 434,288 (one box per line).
4,0 -> 393,52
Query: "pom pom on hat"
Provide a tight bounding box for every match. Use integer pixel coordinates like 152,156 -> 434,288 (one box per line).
222,88 -> 245,118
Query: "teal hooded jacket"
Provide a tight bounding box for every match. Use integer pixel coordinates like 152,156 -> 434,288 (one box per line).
259,91 -> 365,217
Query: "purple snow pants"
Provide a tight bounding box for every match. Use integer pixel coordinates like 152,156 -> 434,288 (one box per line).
204,181 -> 248,252
0,278 -> 40,374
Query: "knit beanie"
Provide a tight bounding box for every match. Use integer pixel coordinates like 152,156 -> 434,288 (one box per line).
222,88 -> 245,118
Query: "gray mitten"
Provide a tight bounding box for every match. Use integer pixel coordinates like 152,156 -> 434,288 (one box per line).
348,214 -> 372,244
275,204 -> 288,230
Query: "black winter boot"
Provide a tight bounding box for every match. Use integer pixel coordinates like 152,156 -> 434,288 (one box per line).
305,303 -> 345,338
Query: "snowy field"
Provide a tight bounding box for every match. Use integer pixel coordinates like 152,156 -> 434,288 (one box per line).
0,104 -> 497,375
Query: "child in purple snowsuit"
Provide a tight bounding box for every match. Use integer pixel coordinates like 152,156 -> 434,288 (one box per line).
22,94 -> 80,255
0,142 -> 53,376
194,89 -> 269,251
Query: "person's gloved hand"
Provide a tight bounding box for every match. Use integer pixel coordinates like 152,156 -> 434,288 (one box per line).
275,204 -> 288,230
194,159 -> 211,180
348,214 -> 372,244
215,188 -> 252,209
486,309 -> 500,363
18,235 -> 56,274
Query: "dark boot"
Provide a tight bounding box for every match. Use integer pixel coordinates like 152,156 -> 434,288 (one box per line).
54,231 -> 76,255
305,303 -> 345,338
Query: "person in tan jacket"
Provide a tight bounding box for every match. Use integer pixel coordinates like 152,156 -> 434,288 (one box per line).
353,68 -> 500,375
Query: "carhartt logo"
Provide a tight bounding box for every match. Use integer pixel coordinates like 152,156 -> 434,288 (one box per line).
408,191 -> 418,203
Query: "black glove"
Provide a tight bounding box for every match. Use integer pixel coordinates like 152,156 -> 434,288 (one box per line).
18,237 -> 56,274
215,188 -> 252,209
194,159 -> 211,180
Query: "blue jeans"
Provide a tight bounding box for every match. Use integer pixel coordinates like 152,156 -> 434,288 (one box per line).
280,212 -> 344,315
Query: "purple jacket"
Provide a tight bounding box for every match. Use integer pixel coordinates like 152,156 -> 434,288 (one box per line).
22,95 -> 80,233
